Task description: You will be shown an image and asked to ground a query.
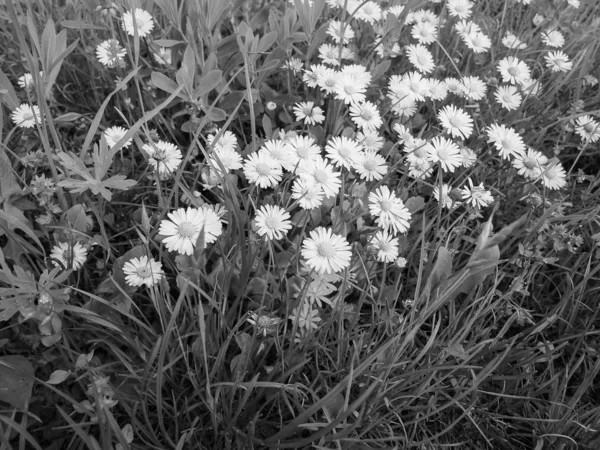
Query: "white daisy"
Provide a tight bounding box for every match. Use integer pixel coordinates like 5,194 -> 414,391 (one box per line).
349,101 -> 382,131
520,78 -> 542,97
427,79 -> 449,100
370,230 -> 400,263
495,85 -> 523,111
356,130 -> 384,152
291,178 -> 325,210
289,303 -> 321,331
298,157 -> 341,198
411,21 -> 438,44
462,31 -> 492,53
206,129 -> 238,152
353,150 -> 387,181
437,105 -> 473,139
293,101 -> 325,125
352,1 -> 382,23
433,183 -> 458,209
497,56 -> 531,85
284,135 -> 321,171
512,148 -> 548,180
122,256 -> 163,287
461,179 -> 494,208
502,32 -> 527,50
259,139 -> 296,172
447,0 -> 473,19
325,136 -> 364,169
368,186 -> 411,234
333,73 -> 367,104
254,205 -> 292,240
12,104 -> 41,128
122,8 -> 154,38
426,136 -> 462,172
301,227 -> 352,274
104,126 -> 132,149
575,115 -> 600,143
314,65 -> 340,94
461,76 -> 487,100
51,242 -> 88,270
158,207 -> 222,255
243,151 -> 283,189
96,39 -> 126,67
486,124 -> 526,159
406,44 -> 435,74
542,30 -> 565,48
444,77 -> 466,97
327,20 -> 354,44
545,51 -> 573,72
142,141 -> 183,179
542,162 -> 567,190
208,147 -> 243,173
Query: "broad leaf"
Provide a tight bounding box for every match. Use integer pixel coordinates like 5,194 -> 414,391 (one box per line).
0,355 -> 35,409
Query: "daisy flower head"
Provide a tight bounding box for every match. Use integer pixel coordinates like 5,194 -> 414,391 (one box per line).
433,183 -> 459,209
460,146 -> 477,168
301,227 -> 352,274
353,149 -> 387,181
259,139 -> 296,172
356,129 -> 384,152
406,44 -> 435,74
401,71 -> 430,102
411,21 -> 438,44
575,115 -> 600,143
289,303 -> 321,331
462,31 -> 492,53
393,123 -> 413,145
495,85 -> 523,111
408,157 -> 434,179
243,151 -> 283,189
96,39 -> 126,67
207,129 -> 238,153
123,255 -> 164,287
333,73 -> 367,104
315,65 -> 339,94
368,186 -> 412,235
542,29 -> 565,48
142,140 -> 183,179
497,56 -> 531,85
545,51 -> 573,72
370,230 -> 400,263
122,8 -> 154,37
254,205 -> 292,240
502,32 -> 527,50
208,147 -> 243,173
352,1 -> 382,23
447,0 -> 473,19
512,148 -> 548,179
327,20 -> 354,44
291,178 -> 325,210
18,72 -> 42,91
325,136 -> 363,169
542,161 -> 567,190
12,104 -> 41,128
284,135 -> 321,171
520,77 -> 542,97
283,57 -> 303,74
438,105 -> 473,139
51,242 -> 87,270
461,76 -> 487,100
154,47 -> 172,65
247,312 -> 282,336
293,101 -> 325,125
104,126 -> 132,149
455,19 -> 480,36
387,5 -> 405,17
428,79 -> 449,100
426,136 -> 462,173
486,124 -> 526,159
319,43 -> 353,66
298,157 -> 341,198
349,101 -> 382,131
461,179 -> 494,208
567,0 -> 580,8
158,207 -> 222,255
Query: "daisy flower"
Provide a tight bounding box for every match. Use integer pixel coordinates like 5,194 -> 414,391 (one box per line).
461,76 -> 487,100
104,126 -> 132,149
301,227 -> 352,274
447,0 -> 473,19
406,44 -> 435,74
153,47 -> 172,65
353,150 -> 387,181
408,158 -> 434,179
567,0 -> 580,8
122,8 -> 154,38
254,205 -> 292,240
349,101 -> 382,130
353,1 -> 382,23
486,124 -> 526,159
243,151 -> 283,188
393,123 -> 413,144
445,77 -> 466,96
461,179 -> 494,208
333,73 -> 367,104
298,157 -> 341,198
122,256 -> 164,287
542,162 -> 567,190
520,78 -> 542,97
542,30 -> 565,48
387,5 -> 405,17
545,51 -> 573,72
12,104 -> 41,128
426,136 -> 462,173
293,101 -> 325,125
284,135 -> 321,171
206,129 -> 238,152
158,207 -> 222,255
18,72 -> 42,91
96,39 -> 126,67
327,20 -> 354,44
574,115 -> 600,143
259,139 -> 296,172
370,230 -> 400,263
400,71 -> 430,102
437,105 -> 473,139
318,43 -> 352,66
289,303 -> 321,331
314,65 -> 339,94
291,178 -> 325,210
208,147 -> 243,173
51,242 -> 87,270
411,21 -> 438,44
433,183 -> 458,209
142,141 -> 183,178
497,56 -> 531,85
455,20 -> 480,36
247,313 -> 282,336
502,32 -> 527,50
460,146 -> 477,168
495,85 -> 523,111
325,136 -> 363,169
512,148 -> 548,179
428,79 -> 449,100
356,130 -> 384,151
368,186 -> 412,235
462,31 -> 492,53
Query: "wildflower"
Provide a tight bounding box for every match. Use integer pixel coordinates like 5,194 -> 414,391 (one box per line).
574,115 -> 600,143
532,14 -> 545,26
406,44 -> 435,74
293,101 -> 325,125
387,5 -> 405,17
284,135 -> 321,171
455,19 -> 480,36
370,230 -> 400,263
567,0 -> 579,8
447,0 -> 473,19
368,186 -> 412,234
208,147 -> 243,173
314,65 -> 339,94
325,136 -> 363,169
356,130 -> 384,151
158,207 -> 222,255
291,178 -> 324,210
301,227 -> 352,274
461,76 -> 487,100
11,104 -> 41,128
512,148 -> 548,179
104,126 -> 132,149
51,242 -> 88,270
400,71 -> 430,102
353,150 -> 387,181
460,146 -> 477,168
96,39 -> 126,67
284,57 -> 303,74
122,8 -> 154,37
123,256 -> 163,287
437,105 -> 473,139
289,303 -> 321,331
411,21 -> 438,44
461,179 -> 494,208
462,31 -> 492,53
542,30 -> 565,48
520,78 -> 542,97
243,152 -> 282,188
495,85 -> 523,111
502,32 -> 527,49
333,73 -> 367,104
545,51 -> 573,72
352,1 -> 382,23
142,141 -> 183,178
542,162 -> 567,190
394,123 -> 413,144
349,101 -> 382,130
206,129 -> 238,152
153,47 -> 171,65
247,313 -> 281,336
318,43 -> 353,66
498,56 -> 531,85
327,20 -> 354,44
486,124 -> 526,159
445,77 -> 466,96
18,72 -> 42,91
426,137 -> 462,172
427,79 -> 449,100
298,157 -> 341,198
254,205 -> 292,240
433,183 -> 458,209
259,139 -> 296,172
584,74 -> 598,87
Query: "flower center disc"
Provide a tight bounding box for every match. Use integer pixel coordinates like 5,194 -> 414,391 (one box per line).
178,222 -> 197,239
317,242 -> 336,258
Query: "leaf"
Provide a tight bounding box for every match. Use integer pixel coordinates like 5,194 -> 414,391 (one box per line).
151,71 -> 180,95
405,196 -> 425,214
0,355 -> 35,409
47,369 -> 71,385
153,39 -> 184,47
193,70 -> 222,99
0,148 -> 20,201
0,67 -> 19,110
60,20 -> 105,30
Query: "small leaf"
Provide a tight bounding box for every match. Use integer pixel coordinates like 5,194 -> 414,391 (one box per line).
153,39 -> 183,47
47,369 -> 71,385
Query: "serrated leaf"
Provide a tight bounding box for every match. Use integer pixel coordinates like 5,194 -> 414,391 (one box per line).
47,369 -> 71,385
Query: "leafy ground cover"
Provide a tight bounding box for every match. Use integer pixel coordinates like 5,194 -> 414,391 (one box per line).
0,0 -> 599,448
